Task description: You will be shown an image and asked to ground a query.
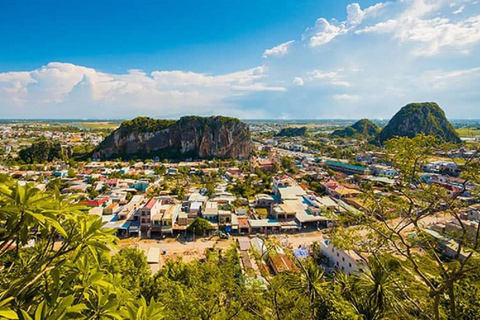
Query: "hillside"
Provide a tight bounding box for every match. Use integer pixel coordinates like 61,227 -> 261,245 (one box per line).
93,116 -> 252,160
19,139 -> 71,163
330,119 -> 379,138
276,126 -> 307,137
375,102 -> 461,145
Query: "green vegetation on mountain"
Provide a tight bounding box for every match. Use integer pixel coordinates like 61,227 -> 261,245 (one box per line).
120,117 -> 176,137
276,126 -> 307,137
330,119 -> 380,138
375,102 -> 461,145
18,138 -> 68,163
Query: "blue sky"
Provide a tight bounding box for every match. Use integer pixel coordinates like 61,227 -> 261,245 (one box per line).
0,0 -> 479,119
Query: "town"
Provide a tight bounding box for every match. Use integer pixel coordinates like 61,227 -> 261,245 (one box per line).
1,112 -> 479,278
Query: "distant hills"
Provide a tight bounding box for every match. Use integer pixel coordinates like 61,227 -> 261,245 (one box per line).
93,116 -> 252,160
328,102 -> 460,145
375,102 -> 461,145
330,119 -> 380,139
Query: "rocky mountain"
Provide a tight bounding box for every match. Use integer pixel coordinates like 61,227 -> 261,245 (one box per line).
276,126 -> 307,137
93,116 -> 252,160
330,119 -> 379,138
375,102 -> 461,145
19,139 -> 71,164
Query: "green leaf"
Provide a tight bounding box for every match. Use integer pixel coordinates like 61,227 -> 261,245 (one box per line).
0,309 -> 19,320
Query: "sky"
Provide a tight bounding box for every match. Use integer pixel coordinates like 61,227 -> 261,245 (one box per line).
0,0 -> 479,119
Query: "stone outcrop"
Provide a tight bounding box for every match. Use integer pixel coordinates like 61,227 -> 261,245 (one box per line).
93,116 -> 252,160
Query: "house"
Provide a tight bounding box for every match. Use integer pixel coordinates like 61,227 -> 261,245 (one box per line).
202,201 -> 219,223
319,237 -> 366,274
269,254 -> 298,275
189,202 -> 203,219
249,219 -> 281,233
325,160 -> 369,175
140,199 -> 161,238
84,196 -> 111,208
218,210 -> 232,224
272,203 -> 296,220
255,194 -> 275,208
103,203 -> 119,215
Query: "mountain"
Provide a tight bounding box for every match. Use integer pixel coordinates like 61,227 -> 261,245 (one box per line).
330,119 -> 379,138
375,102 -> 461,145
276,126 -> 307,137
93,116 -> 252,160
19,139 -> 71,163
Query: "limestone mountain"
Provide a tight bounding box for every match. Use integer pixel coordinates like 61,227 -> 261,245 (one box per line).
19,139 -> 71,164
276,126 -> 307,137
330,119 -> 380,138
93,116 -> 252,160
375,102 -> 461,145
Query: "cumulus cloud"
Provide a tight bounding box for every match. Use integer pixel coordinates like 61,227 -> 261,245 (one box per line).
263,40 -> 295,58
2,0 -> 480,119
293,77 -> 305,86
0,62 -> 284,118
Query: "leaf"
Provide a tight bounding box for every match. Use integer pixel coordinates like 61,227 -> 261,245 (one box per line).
25,210 -> 46,224
0,297 -> 14,308
34,301 -> 44,320
19,310 -> 33,320
45,217 -> 68,238
0,309 -> 19,320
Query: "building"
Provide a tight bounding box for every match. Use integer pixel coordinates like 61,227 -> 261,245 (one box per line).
319,237 -> 366,274
202,201 -> 218,223
140,199 -> 161,238
325,160 -> 369,175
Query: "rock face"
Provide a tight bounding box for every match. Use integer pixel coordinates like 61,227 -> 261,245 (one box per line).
330,119 -> 379,138
375,102 -> 461,145
93,116 -> 252,160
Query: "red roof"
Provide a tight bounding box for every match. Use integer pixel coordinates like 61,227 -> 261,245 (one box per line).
85,196 -> 109,207
144,199 -> 157,209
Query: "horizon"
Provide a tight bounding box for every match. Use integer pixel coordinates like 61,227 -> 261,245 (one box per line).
1,0 -> 479,119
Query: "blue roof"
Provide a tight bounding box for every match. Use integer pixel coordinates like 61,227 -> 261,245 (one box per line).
325,160 -> 367,172
293,249 -> 309,258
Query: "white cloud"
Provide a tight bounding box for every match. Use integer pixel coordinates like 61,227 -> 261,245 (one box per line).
305,70 -> 351,87
293,77 -> 305,86
347,3 -> 365,25
356,0 -> 480,56
2,0 -> 480,119
435,66 -> 480,79
453,5 -> 465,14
263,40 -> 295,58
0,62 -> 285,118
332,94 -> 360,101
304,18 -> 348,47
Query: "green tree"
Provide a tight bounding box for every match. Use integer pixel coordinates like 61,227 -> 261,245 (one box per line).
187,217 -> 211,236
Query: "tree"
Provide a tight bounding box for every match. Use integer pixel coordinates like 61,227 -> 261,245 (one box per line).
331,135 -> 480,320
187,217 -> 211,236
0,175 -> 165,319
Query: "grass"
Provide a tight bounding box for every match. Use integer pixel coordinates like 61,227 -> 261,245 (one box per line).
456,127 -> 480,138
76,122 -> 121,130
255,208 -> 268,216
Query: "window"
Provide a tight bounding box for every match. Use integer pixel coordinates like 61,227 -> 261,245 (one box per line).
349,263 -> 352,268
342,257 -> 345,262
331,248 -> 334,252
337,253 -> 339,257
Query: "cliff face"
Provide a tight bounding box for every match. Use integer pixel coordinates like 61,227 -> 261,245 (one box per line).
93,116 -> 252,160
330,119 -> 379,138
375,102 -> 461,145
